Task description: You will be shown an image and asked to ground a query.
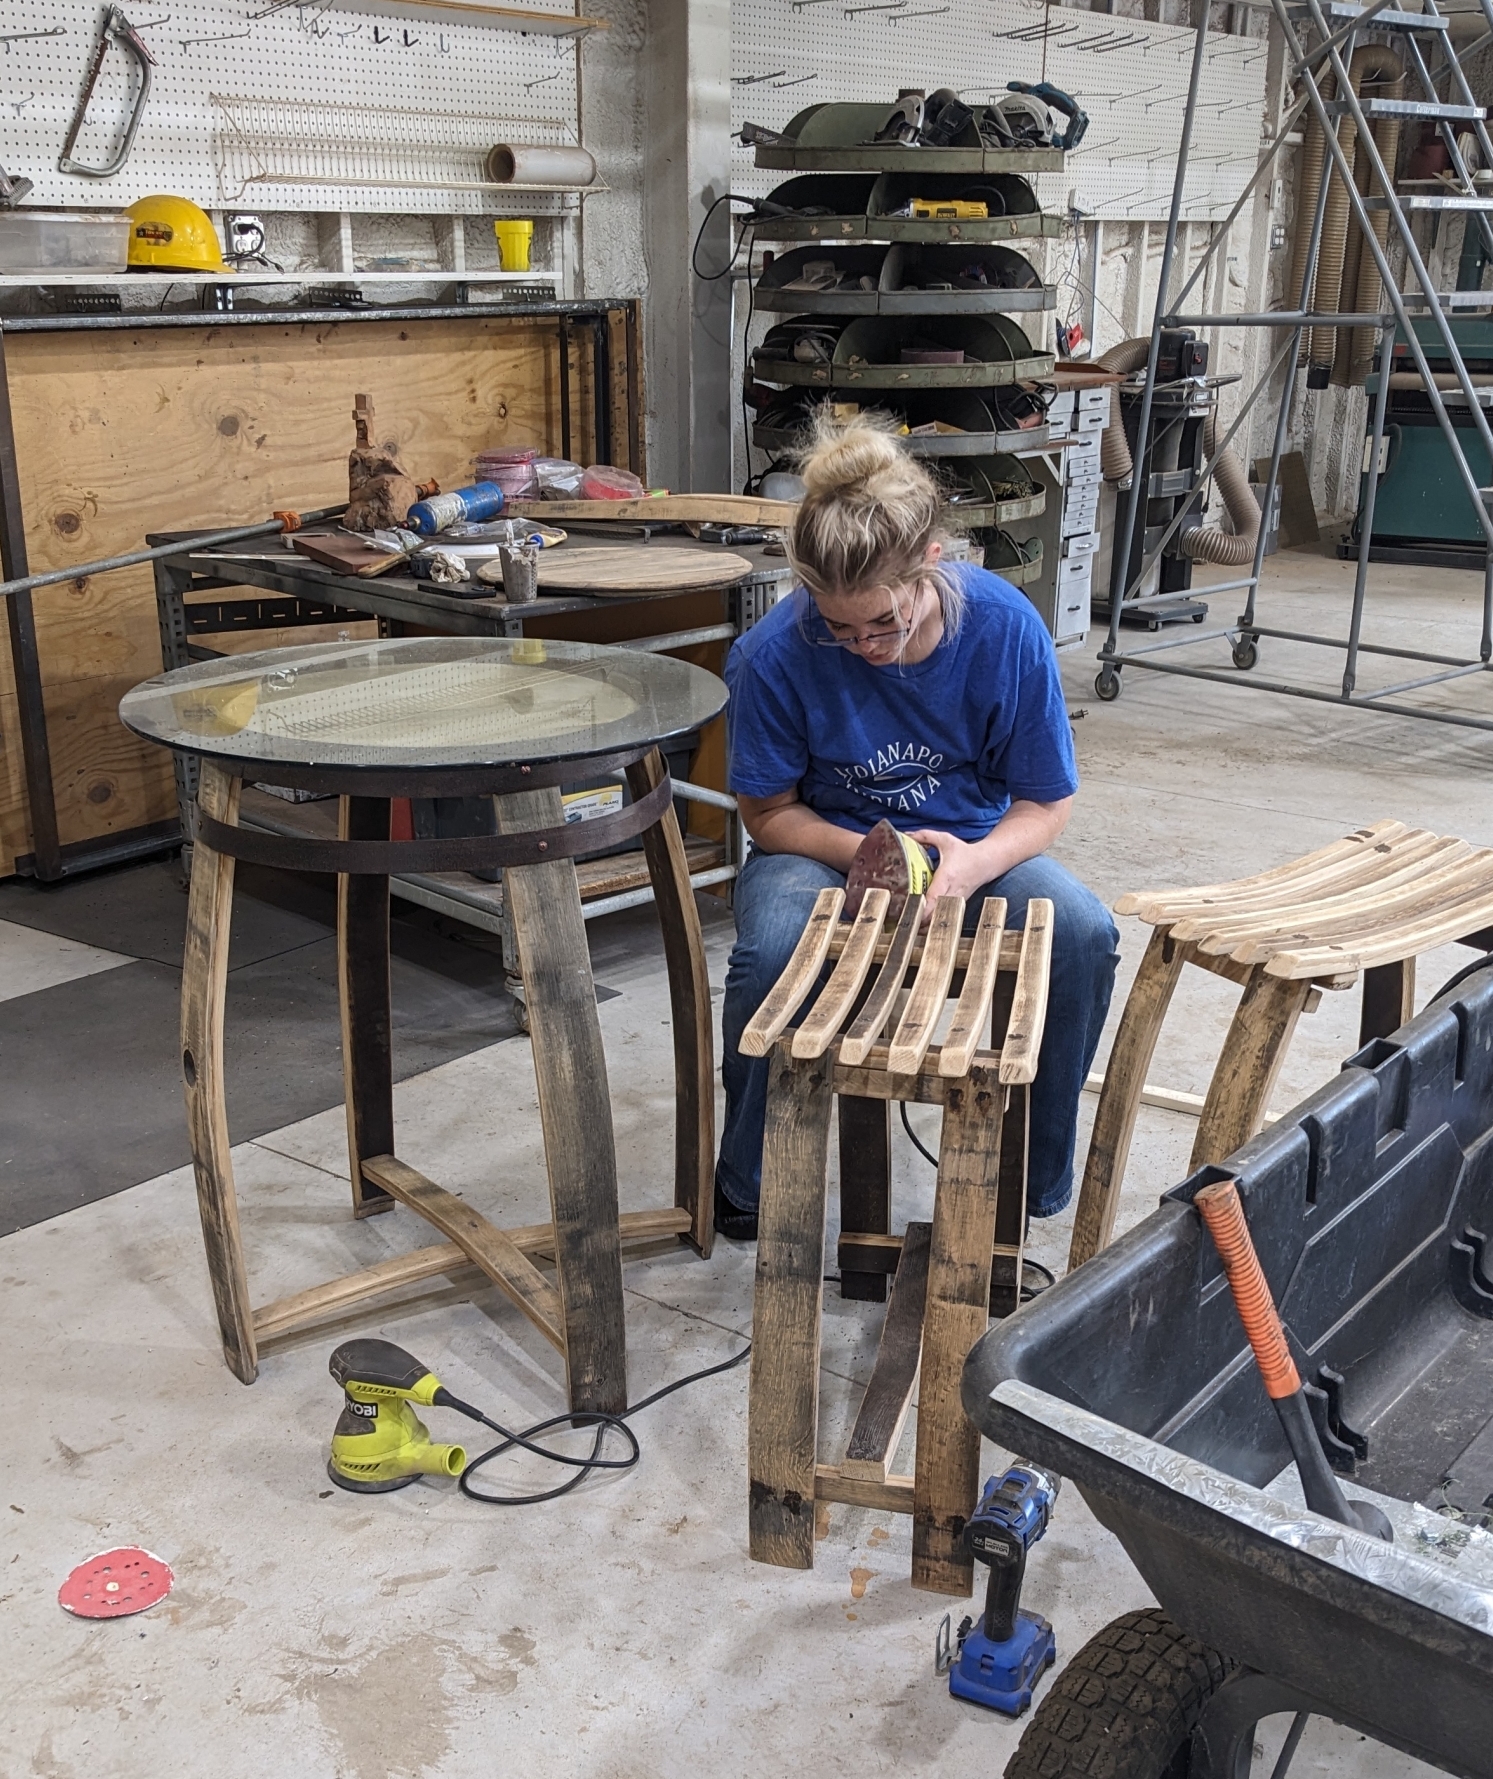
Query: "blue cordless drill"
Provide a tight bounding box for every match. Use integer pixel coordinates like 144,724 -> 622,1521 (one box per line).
947,1464 -> 1060,1714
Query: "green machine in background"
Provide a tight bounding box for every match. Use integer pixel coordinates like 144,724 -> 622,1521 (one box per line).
1345,313 -> 1493,570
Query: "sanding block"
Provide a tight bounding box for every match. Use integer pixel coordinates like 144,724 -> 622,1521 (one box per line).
843,819 -> 933,921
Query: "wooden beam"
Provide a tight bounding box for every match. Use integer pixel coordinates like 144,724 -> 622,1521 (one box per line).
888,898 -> 964,1076
792,889 -> 889,1059
252,1208 -> 692,1343
814,1464 -> 916,1514
913,1067 -> 1005,1597
842,1221 -> 930,1482
748,1048 -> 835,1570
363,1155 -> 565,1351
839,896 -> 925,1067
999,899 -> 1053,1086
740,887 -> 843,1056
939,899 -> 1007,1079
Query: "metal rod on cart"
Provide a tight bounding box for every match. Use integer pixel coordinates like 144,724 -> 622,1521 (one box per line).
1103,5 -> 1212,659
1343,323 -> 1396,695
1250,624 -> 1487,667
1162,312 -> 1391,328
1370,659 -> 1493,698
0,505 -> 347,602
1112,652 -> 1493,732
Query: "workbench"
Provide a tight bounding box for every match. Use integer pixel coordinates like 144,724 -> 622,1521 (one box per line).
152,534 -> 787,988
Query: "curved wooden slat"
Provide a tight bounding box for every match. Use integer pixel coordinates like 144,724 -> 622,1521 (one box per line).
888,897 -> 965,1076
1118,821 -> 1414,923
998,898 -> 1054,1086
740,887 -> 845,1057
838,896 -> 924,1067
792,888 -> 891,1059
938,898 -> 1008,1079
1221,848 -> 1493,964
1265,884 -> 1493,978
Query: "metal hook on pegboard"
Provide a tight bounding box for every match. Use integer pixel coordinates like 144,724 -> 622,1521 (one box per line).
772,72 -> 818,87
887,6 -> 950,19
0,27 -> 67,51
732,68 -> 790,84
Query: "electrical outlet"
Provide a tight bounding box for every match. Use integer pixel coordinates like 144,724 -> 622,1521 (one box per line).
1271,223 -> 1288,251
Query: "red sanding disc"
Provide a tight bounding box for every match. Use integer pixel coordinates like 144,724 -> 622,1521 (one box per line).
58,1547 -> 173,1619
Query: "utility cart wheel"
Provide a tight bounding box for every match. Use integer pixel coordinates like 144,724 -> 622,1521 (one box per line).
1095,667 -> 1122,702
1232,636 -> 1259,671
1004,1609 -> 1233,1779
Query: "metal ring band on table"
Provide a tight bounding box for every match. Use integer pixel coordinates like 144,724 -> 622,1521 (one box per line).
193,774 -> 674,875
181,744 -> 662,801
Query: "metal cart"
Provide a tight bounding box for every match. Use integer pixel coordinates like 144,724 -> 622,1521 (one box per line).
963,963 -> 1493,1777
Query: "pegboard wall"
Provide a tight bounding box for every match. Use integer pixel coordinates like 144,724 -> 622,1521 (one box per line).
730,0 -> 1269,223
0,0 -> 586,215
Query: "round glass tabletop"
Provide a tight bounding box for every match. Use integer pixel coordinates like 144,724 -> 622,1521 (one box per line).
119,636 -> 729,772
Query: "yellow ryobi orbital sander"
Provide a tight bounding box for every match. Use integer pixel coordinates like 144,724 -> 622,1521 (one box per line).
843,818 -> 933,921
327,1339 -> 468,1492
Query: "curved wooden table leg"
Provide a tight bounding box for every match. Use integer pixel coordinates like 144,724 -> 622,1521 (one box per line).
495,785 -> 628,1417
625,748 -> 715,1257
1068,926 -> 1188,1273
748,1043 -> 834,1570
338,796 -> 396,1218
181,763 -> 256,1383
1190,968 -> 1314,1170
913,1064 -> 1005,1596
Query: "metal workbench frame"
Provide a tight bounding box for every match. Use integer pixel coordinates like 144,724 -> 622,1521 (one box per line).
1093,0 -> 1493,736
0,295 -> 644,882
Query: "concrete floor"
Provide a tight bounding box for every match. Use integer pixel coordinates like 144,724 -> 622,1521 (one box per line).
4,546 -> 1483,1778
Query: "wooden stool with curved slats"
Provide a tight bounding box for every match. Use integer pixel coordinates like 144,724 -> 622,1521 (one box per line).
744,888 -> 1054,1597
1068,819 -> 1493,1274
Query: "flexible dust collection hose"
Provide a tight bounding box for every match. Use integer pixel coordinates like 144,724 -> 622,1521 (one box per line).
1094,338 -> 1259,566
1195,1179 -> 1393,1540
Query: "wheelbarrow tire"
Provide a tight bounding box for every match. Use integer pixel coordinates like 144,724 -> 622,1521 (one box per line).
1004,1607 -> 1234,1779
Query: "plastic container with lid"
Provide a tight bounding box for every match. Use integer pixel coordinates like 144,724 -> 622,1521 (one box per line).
0,210 -> 130,273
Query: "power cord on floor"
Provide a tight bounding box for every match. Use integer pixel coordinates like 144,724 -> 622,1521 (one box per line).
438,1342 -> 752,1507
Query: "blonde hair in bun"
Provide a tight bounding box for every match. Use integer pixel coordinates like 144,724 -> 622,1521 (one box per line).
789,407 -> 963,634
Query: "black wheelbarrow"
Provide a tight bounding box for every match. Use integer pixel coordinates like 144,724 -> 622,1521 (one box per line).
962,963 -> 1493,1779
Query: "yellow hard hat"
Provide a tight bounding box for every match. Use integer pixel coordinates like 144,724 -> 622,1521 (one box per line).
126,195 -> 229,273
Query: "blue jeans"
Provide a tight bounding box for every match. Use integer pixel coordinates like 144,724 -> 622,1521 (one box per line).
717,850 -> 1119,1218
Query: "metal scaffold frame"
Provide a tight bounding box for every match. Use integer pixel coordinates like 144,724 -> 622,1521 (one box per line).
1095,0 -> 1493,734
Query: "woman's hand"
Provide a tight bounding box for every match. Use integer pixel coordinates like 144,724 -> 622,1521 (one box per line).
910,829 -> 988,906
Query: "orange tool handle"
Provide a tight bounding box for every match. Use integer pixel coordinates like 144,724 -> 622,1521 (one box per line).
273,510 -> 303,532
1195,1179 -> 1301,1400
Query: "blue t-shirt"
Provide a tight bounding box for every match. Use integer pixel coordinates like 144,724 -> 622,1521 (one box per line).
725,565 -> 1077,842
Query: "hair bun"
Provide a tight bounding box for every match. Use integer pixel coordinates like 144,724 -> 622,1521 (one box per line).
798,410 -> 906,501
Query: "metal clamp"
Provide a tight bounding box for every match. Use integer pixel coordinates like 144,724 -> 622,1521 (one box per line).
58,7 -> 155,180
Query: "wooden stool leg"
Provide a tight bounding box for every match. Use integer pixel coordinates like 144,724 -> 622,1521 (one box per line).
748,1045 -> 834,1569
1191,969 -> 1315,1169
913,1066 -> 1005,1596
989,1083 -> 1029,1318
1068,927 -> 1188,1271
180,764 -> 257,1383
338,796 -> 396,1218
625,749 -> 715,1257
1359,958 -> 1415,1046
496,786 -> 628,1416
839,1095 -> 891,1303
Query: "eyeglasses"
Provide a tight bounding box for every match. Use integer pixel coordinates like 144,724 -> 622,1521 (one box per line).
810,581 -> 926,649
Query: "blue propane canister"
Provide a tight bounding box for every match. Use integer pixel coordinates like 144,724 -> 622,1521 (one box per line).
406,482 -> 505,536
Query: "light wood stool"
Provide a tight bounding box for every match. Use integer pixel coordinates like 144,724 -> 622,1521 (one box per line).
743,888 -> 1054,1597
1069,819 -> 1493,1272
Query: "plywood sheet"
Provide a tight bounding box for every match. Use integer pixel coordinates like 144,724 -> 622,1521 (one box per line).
1,314 -> 576,871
